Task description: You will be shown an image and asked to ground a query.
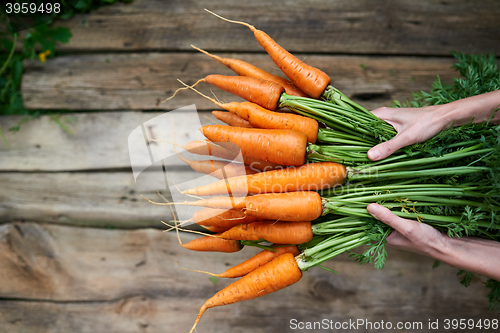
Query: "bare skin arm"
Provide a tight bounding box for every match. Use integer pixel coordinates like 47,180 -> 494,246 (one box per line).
367,203 -> 500,281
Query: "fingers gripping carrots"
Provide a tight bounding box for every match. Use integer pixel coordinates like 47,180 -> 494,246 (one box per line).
189,252 -> 303,333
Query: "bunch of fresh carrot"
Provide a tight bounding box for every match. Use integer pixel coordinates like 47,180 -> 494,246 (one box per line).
153,10 -> 500,332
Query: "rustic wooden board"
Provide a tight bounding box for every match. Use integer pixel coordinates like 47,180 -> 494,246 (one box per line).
0,111 -> 221,171
0,171 -> 178,227
51,0 -> 500,56
22,52 -> 460,111
0,222 -> 495,333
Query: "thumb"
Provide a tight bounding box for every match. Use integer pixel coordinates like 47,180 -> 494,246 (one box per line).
367,133 -> 409,161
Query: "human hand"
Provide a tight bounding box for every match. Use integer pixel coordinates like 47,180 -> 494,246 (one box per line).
367,203 -> 500,280
367,105 -> 447,161
366,203 -> 446,258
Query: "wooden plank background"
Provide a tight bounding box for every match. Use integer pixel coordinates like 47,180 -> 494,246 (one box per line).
2,0 -> 500,332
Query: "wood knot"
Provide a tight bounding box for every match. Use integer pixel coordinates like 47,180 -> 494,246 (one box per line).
308,278 -> 356,301
116,295 -> 153,319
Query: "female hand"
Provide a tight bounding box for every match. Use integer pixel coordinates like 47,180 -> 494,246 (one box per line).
367,203 -> 500,280
367,106 -> 447,161
366,203 -> 445,257
367,90 -> 500,161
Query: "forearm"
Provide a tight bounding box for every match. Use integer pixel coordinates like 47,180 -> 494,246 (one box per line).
436,90 -> 500,127
430,236 -> 500,281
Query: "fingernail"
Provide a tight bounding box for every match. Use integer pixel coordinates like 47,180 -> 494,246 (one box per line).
368,148 -> 381,161
367,203 -> 379,215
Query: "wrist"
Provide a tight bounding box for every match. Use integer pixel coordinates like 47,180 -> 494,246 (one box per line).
435,90 -> 500,127
422,230 -> 451,260
430,236 -> 500,280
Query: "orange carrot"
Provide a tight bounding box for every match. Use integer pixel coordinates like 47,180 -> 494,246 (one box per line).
212,110 -> 253,128
219,221 -> 313,244
182,81 -> 318,143
182,140 -> 284,172
201,219 -> 275,233
182,236 -> 243,252
245,192 -> 323,222
203,74 -> 285,110
180,140 -> 238,160
189,252 -> 302,333
192,45 -> 309,98
177,153 -> 257,179
173,196 -> 248,210
206,10 -> 331,99
187,244 -> 300,278
193,208 -> 259,227
224,102 -> 318,143
201,225 -> 236,233
172,192 -> 323,222
183,162 -> 347,196
201,125 -> 308,166
241,156 -> 284,172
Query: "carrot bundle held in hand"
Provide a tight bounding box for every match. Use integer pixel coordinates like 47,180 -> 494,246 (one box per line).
174,75 -> 390,155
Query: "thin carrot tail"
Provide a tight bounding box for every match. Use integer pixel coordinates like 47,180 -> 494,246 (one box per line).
204,9 -> 256,32
162,78 -> 205,103
162,218 -> 192,232
192,44 -> 223,61
189,304 -> 208,333
177,79 -> 224,108
176,262 -> 220,277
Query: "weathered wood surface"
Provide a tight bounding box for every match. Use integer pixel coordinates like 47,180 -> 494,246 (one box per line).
0,222 -> 495,333
22,53 -> 461,111
0,111 -> 219,171
0,172 -> 176,227
5,1 -> 500,331
51,0 -> 500,56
